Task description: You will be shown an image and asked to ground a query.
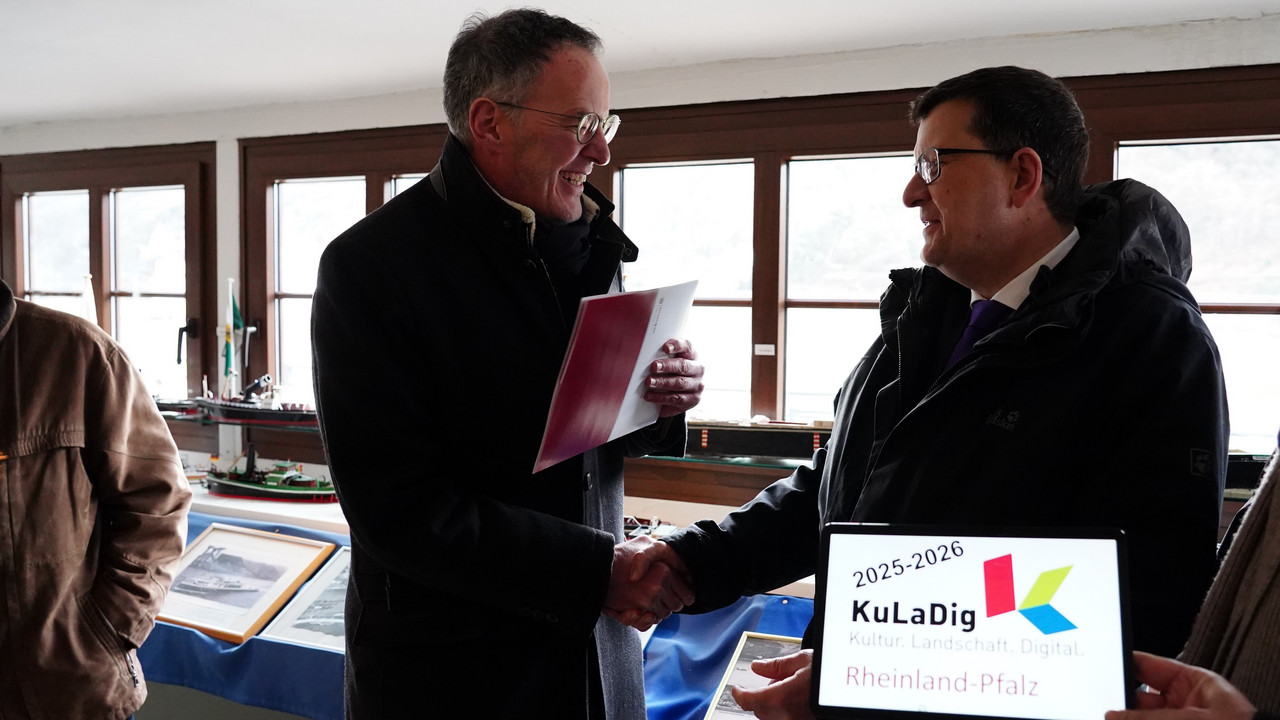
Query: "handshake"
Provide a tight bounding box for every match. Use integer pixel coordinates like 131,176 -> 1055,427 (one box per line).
603,536 -> 695,631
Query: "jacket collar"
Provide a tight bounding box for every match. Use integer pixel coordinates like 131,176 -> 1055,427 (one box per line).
1020,178 -> 1195,319
436,134 -> 529,238
435,134 -> 637,262
1078,178 -> 1191,283
883,178 -> 1193,331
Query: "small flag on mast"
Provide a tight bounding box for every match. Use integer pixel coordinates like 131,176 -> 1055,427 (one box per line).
80,274 -> 98,325
222,278 -> 239,398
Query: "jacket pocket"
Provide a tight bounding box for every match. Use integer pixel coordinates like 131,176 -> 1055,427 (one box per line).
78,593 -> 142,691
349,572 -> 490,649
6,443 -> 95,567
17,592 -> 143,719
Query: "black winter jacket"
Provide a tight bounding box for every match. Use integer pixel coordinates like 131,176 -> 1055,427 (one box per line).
312,135 -> 684,720
665,179 -> 1227,658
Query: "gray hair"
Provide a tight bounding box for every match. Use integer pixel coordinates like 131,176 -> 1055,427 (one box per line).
443,8 -> 602,145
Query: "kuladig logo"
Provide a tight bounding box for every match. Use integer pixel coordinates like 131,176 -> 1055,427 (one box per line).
983,554 -> 1077,634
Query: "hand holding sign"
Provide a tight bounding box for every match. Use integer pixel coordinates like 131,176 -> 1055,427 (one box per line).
729,649 -> 817,720
812,525 -> 1133,720
1104,652 -> 1256,720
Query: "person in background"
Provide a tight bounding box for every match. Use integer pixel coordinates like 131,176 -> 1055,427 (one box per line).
615,66 -> 1227,720
1108,442 -> 1280,720
311,8 -> 702,720
0,276 -> 192,719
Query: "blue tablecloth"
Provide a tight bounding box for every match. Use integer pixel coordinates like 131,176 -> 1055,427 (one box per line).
137,512 -> 349,720
138,512 -> 813,720
645,594 -> 814,720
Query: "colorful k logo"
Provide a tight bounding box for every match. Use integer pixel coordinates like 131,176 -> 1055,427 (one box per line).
983,554 -> 1077,635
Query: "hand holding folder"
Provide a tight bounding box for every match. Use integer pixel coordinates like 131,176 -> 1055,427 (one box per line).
533,280 -> 698,472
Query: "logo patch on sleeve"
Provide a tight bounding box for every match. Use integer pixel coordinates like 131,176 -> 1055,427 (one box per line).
1189,449 -> 1211,478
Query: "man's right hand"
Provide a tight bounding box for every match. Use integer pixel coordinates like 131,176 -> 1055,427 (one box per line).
731,650 -> 817,720
1104,652 -> 1256,720
603,536 -> 694,630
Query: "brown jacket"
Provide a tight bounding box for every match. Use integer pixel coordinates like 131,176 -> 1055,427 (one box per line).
0,279 -> 191,720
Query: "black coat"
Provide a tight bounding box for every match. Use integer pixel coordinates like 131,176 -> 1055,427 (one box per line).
665,179 -> 1227,659
312,135 -> 684,719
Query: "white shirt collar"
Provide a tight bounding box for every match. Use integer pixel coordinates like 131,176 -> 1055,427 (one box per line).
971,227 -> 1081,310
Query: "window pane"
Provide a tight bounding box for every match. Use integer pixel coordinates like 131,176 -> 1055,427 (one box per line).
277,297 -> 315,407
28,295 -> 83,316
114,186 -> 185,294
683,306 -> 750,422
1117,141 -> 1280,304
620,163 -> 754,298
1201,313 -> 1280,454
26,190 -> 89,293
784,308 -> 882,422
116,296 -> 189,399
393,173 -> 427,196
276,177 -> 366,295
787,156 -> 920,300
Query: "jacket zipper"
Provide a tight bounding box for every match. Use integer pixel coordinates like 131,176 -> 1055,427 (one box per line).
871,315 -> 1062,483
525,225 -> 570,334
859,269 -> 1078,509
126,649 -> 140,686
920,315 -> 1068,398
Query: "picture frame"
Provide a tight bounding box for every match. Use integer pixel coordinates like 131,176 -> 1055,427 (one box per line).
159,523 -> 336,643
703,631 -> 804,720
259,546 -> 351,652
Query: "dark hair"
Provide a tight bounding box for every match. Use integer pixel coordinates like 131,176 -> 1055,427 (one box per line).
443,8 -> 602,145
909,66 -> 1089,223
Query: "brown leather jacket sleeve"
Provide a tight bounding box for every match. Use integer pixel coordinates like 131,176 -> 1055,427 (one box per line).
81,328 -> 193,648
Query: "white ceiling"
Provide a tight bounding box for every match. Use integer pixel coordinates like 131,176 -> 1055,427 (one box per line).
3,0 -> 1279,129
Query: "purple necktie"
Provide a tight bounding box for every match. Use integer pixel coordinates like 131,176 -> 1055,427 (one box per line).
946,299 -> 1012,367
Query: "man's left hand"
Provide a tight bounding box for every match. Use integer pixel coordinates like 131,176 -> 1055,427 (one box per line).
645,338 -> 704,417
730,649 -> 816,720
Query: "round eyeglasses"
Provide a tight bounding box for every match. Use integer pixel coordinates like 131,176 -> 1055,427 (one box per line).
494,101 -> 621,144
914,147 -> 1014,185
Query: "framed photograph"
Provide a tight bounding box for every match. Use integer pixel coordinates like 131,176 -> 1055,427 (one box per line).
158,523 -> 336,643
260,546 -> 350,652
703,631 -> 804,720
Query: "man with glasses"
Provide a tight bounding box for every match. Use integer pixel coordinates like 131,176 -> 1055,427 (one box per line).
311,8 -> 702,720
619,66 -> 1226,719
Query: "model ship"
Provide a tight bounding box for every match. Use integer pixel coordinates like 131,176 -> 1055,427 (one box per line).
154,397 -> 201,416
174,576 -> 258,595
197,281 -> 317,427
204,445 -> 337,503
196,373 -> 318,426
196,396 -> 317,425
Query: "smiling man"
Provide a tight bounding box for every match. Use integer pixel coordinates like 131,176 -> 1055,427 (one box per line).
311,8 -> 702,720
621,66 -> 1228,719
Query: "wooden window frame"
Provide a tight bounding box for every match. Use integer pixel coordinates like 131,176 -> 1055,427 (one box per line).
236,64 -> 1280,474
0,142 -> 217,394
239,126 -> 447,461
1071,64 -> 1280,317
609,64 -> 1280,421
606,89 -> 920,418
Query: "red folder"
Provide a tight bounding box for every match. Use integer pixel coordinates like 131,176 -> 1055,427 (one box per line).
533,280 -> 697,473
